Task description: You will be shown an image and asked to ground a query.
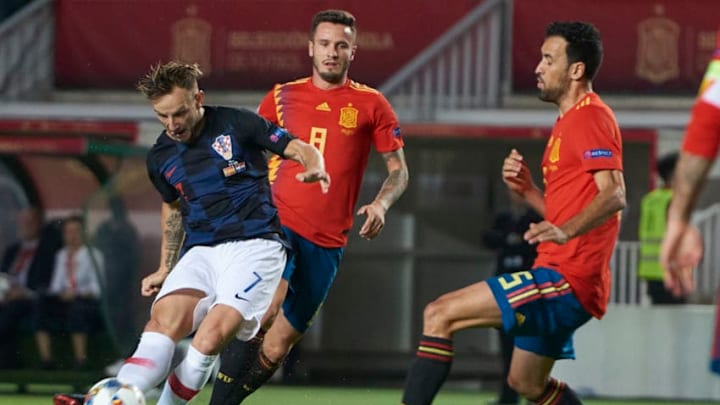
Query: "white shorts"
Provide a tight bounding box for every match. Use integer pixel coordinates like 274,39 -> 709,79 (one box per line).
154,239 -> 286,341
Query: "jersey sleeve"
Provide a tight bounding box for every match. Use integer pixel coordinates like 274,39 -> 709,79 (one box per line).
682,58 -> 720,160
574,107 -> 623,173
237,109 -> 296,157
372,93 -> 404,153
257,87 -> 278,124
146,150 -> 179,203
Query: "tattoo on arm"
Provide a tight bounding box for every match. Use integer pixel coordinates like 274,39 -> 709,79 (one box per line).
163,210 -> 185,272
374,151 -> 409,209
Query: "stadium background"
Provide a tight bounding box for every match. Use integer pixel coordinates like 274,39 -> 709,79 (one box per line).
1,0 -> 719,402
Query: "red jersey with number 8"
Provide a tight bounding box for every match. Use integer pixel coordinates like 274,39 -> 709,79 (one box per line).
258,78 -> 403,247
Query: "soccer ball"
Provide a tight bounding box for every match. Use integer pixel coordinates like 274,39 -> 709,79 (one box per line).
84,378 -> 146,405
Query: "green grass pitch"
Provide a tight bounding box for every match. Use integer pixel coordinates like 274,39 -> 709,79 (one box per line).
0,384 -> 718,405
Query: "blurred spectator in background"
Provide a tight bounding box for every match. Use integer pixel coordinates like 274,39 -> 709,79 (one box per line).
482,193 -> 541,405
93,197 -> 141,356
638,152 -> 685,304
35,214 -> 103,370
0,206 -> 61,369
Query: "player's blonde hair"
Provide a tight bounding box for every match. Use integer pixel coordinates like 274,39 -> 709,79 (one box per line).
136,61 -> 203,100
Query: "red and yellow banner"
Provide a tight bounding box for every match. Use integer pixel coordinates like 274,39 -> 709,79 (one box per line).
512,0 -> 719,92
54,0 -> 475,90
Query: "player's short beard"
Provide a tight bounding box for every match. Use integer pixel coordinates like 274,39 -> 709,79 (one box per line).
319,71 -> 344,84
538,75 -> 571,104
314,58 -> 349,85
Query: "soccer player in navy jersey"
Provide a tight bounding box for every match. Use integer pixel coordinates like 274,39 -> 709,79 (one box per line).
104,61 -> 329,405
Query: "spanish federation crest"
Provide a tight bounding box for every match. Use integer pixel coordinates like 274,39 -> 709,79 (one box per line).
172,5 -> 212,74
635,11 -> 680,84
339,104 -> 358,130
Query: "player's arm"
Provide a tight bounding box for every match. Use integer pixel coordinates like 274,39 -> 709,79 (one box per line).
282,138 -> 330,193
374,148 -> 409,210
357,148 -> 409,239
502,148 -> 545,217
668,152 -> 713,224
159,200 -> 184,273
659,152 -> 710,296
524,169 -> 625,244
141,200 -> 184,296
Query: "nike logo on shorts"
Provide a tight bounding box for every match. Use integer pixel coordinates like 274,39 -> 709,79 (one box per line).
234,293 -> 249,301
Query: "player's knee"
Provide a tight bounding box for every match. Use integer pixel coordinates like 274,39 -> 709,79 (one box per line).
506,375 -> 544,400
144,318 -> 187,342
191,329 -> 225,355
261,301 -> 282,328
422,299 -> 451,334
262,333 -> 295,363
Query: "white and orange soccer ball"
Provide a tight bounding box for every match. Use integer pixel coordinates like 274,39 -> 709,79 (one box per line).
84,378 -> 146,405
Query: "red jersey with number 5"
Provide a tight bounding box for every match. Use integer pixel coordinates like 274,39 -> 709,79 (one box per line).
258,78 -> 403,247
534,93 -> 623,319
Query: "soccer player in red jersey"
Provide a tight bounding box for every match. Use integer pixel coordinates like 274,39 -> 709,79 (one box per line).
660,29 -> 719,376
659,31 -> 719,298
402,21 -> 626,405
209,9 -> 408,404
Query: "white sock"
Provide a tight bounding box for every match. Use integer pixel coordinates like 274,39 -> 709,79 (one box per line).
117,332 -> 175,393
158,344 -> 217,405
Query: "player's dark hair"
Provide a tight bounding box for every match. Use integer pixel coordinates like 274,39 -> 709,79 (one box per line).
657,151 -> 679,185
546,21 -> 603,81
136,61 -> 203,100
310,9 -> 356,39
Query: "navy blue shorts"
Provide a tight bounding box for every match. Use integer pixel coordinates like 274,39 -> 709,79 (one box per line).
281,226 -> 344,333
486,267 -> 592,359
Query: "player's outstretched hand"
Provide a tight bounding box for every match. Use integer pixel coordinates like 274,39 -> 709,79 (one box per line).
357,201 -> 387,240
296,169 -> 331,194
523,220 -> 569,245
502,149 -> 533,196
660,220 -> 703,297
141,269 -> 169,297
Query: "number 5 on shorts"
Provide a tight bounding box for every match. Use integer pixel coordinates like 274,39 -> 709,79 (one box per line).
498,271 -> 533,290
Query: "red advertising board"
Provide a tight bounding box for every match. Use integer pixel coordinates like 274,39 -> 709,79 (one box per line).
54,0 -> 477,91
512,0 -> 719,93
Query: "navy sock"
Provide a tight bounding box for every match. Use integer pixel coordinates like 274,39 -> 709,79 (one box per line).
401,335 -> 454,405
209,330 -> 265,405
533,378 -> 582,405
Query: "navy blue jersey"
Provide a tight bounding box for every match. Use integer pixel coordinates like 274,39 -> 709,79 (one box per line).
146,106 -> 295,251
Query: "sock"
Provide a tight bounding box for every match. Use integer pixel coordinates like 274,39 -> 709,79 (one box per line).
221,347 -> 280,404
158,344 -> 218,405
117,332 -> 175,393
209,330 -> 265,405
401,335 -> 454,405
533,378 -> 582,405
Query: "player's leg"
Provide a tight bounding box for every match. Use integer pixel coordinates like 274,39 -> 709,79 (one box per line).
116,245 -> 219,393
212,230 -> 342,404
503,267 -> 592,404
210,227 -> 298,404
117,290 -> 202,392
159,303 -> 243,404
210,278 -> 288,403
508,347 -> 582,404
497,328 -> 519,404
162,239 -> 286,404
402,281 -> 503,405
